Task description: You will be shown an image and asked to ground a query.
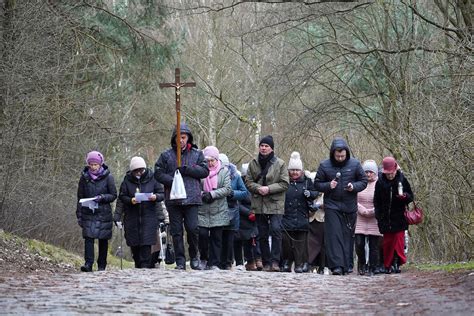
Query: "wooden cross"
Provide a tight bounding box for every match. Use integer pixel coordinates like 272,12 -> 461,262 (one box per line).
159,68 -> 196,167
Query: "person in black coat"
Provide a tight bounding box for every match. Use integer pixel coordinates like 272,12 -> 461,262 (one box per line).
76,151 -> 117,272
154,123 -> 209,270
115,157 -> 165,268
314,138 -> 368,275
282,152 -> 318,273
374,157 -> 413,274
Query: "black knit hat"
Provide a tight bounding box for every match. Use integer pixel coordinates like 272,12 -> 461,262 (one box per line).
259,135 -> 274,150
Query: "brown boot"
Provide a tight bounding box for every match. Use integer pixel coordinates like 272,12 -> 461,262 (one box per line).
270,262 -> 280,272
245,261 -> 257,271
255,258 -> 264,271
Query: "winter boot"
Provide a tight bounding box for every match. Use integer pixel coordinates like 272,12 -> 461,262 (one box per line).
270,262 -> 281,272
294,264 -> 304,273
245,260 -> 257,271
281,260 -> 292,272
80,263 -> 93,272
302,262 -> 310,273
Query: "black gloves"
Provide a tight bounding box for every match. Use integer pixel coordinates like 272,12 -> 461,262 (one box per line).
177,166 -> 187,175
202,192 -> 214,203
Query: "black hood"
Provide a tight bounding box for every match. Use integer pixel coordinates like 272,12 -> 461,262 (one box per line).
170,123 -> 195,148
329,137 -> 351,165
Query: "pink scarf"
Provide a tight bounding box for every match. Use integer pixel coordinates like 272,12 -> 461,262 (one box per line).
203,160 -> 221,192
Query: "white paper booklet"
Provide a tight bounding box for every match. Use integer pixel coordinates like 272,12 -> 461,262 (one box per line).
134,192 -> 153,203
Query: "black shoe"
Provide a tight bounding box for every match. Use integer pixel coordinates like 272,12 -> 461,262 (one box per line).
347,266 -> 353,274
294,265 -> 304,273
317,267 -> 325,275
80,263 -> 93,272
302,262 -> 310,273
282,260 -> 291,273
190,258 -> 201,270
97,266 -> 106,271
175,264 -> 186,270
373,266 -> 383,274
393,256 -> 401,273
332,267 -> 343,275
385,266 -> 393,274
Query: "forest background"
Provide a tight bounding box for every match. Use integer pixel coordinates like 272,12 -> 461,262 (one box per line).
0,0 -> 472,263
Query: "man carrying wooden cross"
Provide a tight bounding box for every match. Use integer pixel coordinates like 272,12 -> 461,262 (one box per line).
154,69 -> 209,270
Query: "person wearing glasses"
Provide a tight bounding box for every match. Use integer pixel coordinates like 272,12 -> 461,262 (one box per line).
117,156 -> 165,268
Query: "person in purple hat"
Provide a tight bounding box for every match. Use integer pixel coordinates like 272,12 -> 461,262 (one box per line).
76,151 -> 117,272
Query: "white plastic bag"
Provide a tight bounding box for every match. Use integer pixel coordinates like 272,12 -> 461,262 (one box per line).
170,170 -> 187,200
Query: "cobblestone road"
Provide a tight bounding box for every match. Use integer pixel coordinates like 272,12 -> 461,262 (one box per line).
0,267 -> 472,315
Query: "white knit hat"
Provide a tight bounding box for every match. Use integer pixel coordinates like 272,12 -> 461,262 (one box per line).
288,151 -> 303,170
362,159 -> 378,174
219,153 -> 230,166
130,156 -> 146,171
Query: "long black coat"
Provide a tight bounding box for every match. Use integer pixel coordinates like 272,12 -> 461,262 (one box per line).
314,138 -> 368,213
374,170 -> 413,233
282,176 -> 318,231
154,125 -> 209,207
237,196 -> 258,240
76,165 -> 117,240
118,169 -> 165,247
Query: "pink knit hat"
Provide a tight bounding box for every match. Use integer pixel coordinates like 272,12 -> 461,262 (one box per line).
203,146 -> 220,160
86,151 -> 104,165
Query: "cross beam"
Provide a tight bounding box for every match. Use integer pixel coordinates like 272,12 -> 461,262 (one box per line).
159,68 -> 196,167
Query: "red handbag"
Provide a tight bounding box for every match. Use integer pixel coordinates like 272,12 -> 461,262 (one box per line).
404,201 -> 424,225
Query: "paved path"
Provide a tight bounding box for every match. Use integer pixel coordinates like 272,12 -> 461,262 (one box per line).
0,267 -> 472,314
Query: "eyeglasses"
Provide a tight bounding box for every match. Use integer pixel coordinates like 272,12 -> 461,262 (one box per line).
132,168 -> 146,174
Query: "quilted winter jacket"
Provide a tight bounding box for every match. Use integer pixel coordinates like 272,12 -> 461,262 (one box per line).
314,138 -> 368,213
282,176 -> 317,231
198,166 -> 232,228
154,125 -> 209,207
76,165 -> 117,240
355,180 -> 382,236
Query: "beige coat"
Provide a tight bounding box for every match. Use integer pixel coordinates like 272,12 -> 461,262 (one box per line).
245,156 -> 289,215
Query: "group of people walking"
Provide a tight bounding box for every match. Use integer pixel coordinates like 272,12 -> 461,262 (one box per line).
76,124 -> 414,276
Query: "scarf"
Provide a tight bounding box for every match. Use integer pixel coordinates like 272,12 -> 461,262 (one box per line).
256,152 -> 274,185
204,160 -> 221,192
88,166 -> 104,180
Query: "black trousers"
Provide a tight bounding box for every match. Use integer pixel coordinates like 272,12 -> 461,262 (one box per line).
233,236 -> 244,266
199,226 -> 224,267
168,205 -> 199,267
355,234 -> 381,269
84,237 -> 108,268
235,236 -> 261,264
257,214 -> 282,266
220,229 -> 235,268
282,230 -> 308,267
131,245 -> 152,268
324,210 -> 356,272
